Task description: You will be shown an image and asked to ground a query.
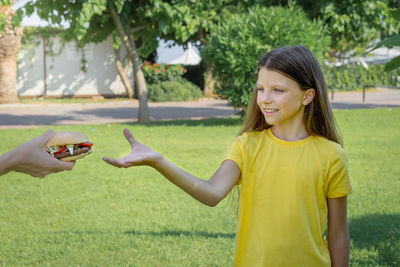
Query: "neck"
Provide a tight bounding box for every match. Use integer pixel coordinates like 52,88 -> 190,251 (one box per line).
270,123 -> 309,141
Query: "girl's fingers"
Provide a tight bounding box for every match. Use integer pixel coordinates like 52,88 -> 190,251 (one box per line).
103,157 -> 126,168
123,128 -> 138,149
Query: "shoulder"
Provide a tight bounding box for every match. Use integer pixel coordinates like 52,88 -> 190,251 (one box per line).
235,130 -> 267,146
312,135 -> 347,162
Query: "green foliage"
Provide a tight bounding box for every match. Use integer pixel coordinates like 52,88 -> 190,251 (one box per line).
11,8 -> 23,28
385,56 -> 400,72
0,0 -> 12,6
0,3 -> 23,35
149,0 -> 229,44
202,4 -> 330,110
147,78 -> 202,102
323,64 -> 400,91
319,1 -> 399,56
141,61 -> 186,84
0,13 -> 5,33
21,26 -> 65,45
75,0 -> 107,40
141,61 -> 203,102
368,9 -> 400,71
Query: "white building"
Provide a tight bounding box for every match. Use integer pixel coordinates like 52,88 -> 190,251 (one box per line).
17,36 -> 133,98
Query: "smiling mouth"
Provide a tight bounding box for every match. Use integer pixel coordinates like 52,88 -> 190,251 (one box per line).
262,108 -> 279,114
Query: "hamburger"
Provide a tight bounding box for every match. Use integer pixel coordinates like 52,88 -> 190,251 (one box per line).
46,131 -> 93,162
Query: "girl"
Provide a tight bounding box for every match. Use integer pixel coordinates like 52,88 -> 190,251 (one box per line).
103,45 -> 352,267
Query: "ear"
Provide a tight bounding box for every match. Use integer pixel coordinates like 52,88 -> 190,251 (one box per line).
303,88 -> 315,105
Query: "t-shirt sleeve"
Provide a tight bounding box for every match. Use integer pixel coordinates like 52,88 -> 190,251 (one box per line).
225,136 -> 243,172
326,146 -> 353,198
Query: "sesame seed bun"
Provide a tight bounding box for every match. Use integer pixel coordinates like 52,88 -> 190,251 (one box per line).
46,131 -> 89,147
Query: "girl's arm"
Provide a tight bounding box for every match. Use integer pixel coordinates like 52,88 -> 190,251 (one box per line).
327,196 -> 349,267
103,128 -> 241,206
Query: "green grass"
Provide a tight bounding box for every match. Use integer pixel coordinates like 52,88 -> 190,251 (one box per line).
0,110 -> 399,266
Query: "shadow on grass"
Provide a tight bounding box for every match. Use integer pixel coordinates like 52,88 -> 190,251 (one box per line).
124,229 -> 235,239
122,117 -> 242,127
54,229 -> 235,239
349,213 -> 400,265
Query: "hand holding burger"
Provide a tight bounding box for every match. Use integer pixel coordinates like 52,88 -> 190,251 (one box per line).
46,131 -> 93,161
0,130 -> 75,178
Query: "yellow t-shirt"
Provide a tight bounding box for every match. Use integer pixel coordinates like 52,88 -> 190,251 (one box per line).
225,129 -> 352,267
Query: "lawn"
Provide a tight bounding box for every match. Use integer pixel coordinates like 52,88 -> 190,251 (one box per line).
0,109 -> 399,266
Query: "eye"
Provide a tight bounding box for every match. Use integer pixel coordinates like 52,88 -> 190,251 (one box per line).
274,88 -> 284,93
256,87 -> 264,92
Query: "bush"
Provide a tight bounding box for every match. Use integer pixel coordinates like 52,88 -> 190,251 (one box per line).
142,61 -> 186,84
201,4 -> 330,110
323,63 -> 400,91
147,78 -> 202,102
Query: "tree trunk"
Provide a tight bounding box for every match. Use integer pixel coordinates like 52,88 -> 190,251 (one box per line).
198,27 -> 216,97
114,46 -> 134,99
110,8 -> 150,123
203,61 -> 216,97
0,6 -> 22,104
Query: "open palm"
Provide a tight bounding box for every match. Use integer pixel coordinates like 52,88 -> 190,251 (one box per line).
103,128 -> 162,168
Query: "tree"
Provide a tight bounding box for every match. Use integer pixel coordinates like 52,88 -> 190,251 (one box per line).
150,0 -> 264,97
151,0 -> 400,96
0,0 -> 22,104
202,4 -> 330,110
368,9 -> 400,71
24,0 -> 155,123
269,0 -> 400,59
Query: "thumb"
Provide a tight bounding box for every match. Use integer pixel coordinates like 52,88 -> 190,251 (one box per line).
38,129 -> 55,145
123,128 -> 138,149
54,159 -> 75,170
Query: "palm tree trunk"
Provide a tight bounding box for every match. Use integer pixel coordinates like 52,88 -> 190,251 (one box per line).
0,5 -> 22,104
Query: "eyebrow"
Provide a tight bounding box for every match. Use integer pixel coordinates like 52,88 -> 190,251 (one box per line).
256,83 -> 288,89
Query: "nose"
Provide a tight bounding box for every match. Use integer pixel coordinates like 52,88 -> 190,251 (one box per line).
259,89 -> 272,104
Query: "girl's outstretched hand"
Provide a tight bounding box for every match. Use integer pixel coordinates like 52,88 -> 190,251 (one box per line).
102,128 -> 163,168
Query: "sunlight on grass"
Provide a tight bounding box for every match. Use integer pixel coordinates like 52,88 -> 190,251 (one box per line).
0,109 -> 399,266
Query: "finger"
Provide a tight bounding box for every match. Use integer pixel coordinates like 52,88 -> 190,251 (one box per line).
103,157 -> 126,168
58,160 -> 75,170
49,157 -> 75,170
123,128 -> 138,149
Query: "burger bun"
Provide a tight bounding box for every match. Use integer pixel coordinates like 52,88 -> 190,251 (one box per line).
46,131 -> 89,147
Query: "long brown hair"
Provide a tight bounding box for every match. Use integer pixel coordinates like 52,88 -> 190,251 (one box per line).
239,45 -> 342,145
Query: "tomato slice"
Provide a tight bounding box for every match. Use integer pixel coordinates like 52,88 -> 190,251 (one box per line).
54,147 -> 67,155
79,142 -> 93,147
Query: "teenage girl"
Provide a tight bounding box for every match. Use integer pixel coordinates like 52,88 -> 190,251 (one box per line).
103,45 -> 352,267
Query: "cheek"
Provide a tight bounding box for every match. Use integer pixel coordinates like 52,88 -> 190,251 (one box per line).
256,94 -> 262,107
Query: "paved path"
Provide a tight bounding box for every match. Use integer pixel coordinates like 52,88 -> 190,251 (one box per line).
0,98 -> 236,129
0,89 -> 399,129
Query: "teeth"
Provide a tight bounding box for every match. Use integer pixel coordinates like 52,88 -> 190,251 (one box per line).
263,108 -> 278,112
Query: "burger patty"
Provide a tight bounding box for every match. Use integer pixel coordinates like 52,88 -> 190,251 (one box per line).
54,146 -> 91,159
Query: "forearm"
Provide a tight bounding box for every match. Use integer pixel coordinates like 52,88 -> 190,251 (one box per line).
154,157 -> 222,206
328,230 -> 350,267
0,150 -> 17,176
